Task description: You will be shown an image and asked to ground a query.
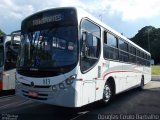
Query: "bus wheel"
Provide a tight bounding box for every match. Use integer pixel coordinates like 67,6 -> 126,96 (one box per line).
139,77 -> 144,91
102,82 -> 112,104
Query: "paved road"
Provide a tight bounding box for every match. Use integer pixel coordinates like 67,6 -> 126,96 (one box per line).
0,81 -> 160,120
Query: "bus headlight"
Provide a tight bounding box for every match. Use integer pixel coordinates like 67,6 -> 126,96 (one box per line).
51,85 -> 57,91
65,74 -> 76,85
59,83 -> 65,89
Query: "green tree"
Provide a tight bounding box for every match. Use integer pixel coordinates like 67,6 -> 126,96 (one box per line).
0,29 -> 5,36
131,26 -> 160,64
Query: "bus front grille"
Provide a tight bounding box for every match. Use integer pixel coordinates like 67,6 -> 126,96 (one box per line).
22,90 -> 48,100
23,94 -> 47,100
22,83 -> 51,88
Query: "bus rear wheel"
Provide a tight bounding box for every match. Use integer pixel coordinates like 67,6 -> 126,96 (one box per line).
102,82 -> 113,104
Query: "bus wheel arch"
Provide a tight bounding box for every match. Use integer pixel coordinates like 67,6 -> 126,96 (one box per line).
102,77 -> 116,104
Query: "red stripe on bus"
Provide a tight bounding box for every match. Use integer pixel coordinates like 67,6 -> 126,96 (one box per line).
0,80 -> 2,90
103,70 -> 132,80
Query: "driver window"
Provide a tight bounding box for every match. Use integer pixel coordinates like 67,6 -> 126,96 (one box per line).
80,19 -> 101,72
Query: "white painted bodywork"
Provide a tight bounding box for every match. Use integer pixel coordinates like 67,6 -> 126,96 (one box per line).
16,7 -> 151,107
2,69 -> 16,90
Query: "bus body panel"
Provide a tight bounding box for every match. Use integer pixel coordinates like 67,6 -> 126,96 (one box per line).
2,69 -> 16,90
16,81 -> 79,107
16,66 -> 84,107
102,60 -> 151,94
15,7 -> 151,107
82,59 -> 104,105
77,7 -> 150,99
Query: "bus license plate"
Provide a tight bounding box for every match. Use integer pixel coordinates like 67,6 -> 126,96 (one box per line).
28,91 -> 38,97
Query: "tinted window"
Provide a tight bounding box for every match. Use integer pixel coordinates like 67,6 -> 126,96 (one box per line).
106,33 -> 117,48
0,37 -> 4,67
147,55 -> 150,60
103,31 -> 118,60
18,26 -> 77,69
81,20 -> 100,37
141,52 -> 144,58
119,39 -> 128,52
137,50 -> 140,57
129,45 -> 136,55
104,45 -> 119,60
0,45 -> 4,67
144,54 -> 147,59
119,51 -> 129,62
130,54 -> 136,63
81,19 -> 101,72
5,41 -> 20,70
0,36 -> 4,43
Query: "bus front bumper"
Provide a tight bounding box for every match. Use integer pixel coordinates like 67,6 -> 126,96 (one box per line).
15,82 -> 79,107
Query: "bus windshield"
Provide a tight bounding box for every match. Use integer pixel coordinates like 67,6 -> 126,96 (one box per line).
0,45 -> 4,67
17,26 -> 78,70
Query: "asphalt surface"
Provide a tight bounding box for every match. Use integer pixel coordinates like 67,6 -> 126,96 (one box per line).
0,80 -> 160,120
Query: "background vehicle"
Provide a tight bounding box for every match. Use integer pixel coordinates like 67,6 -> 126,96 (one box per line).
16,7 -> 151,107
0,31 -> 20,92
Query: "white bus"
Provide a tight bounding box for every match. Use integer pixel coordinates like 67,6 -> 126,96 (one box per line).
0,31 -> 20,91
15,7 -> 151,107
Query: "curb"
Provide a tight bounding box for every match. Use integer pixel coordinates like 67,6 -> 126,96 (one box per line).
152,75 -> 160,81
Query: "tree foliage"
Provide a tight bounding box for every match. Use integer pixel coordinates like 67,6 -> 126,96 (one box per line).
0,29 -> 5,36
131,26 -> 160,64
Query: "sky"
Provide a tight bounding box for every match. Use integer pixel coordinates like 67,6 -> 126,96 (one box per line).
0,0 -> 160,38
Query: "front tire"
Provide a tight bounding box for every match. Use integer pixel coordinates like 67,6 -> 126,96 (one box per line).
102,82 -> 112,104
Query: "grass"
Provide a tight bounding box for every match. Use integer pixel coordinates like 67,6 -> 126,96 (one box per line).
152,65 -> 160,75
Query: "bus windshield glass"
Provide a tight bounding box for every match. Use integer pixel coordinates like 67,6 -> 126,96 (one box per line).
17,8 -> 78,76
18,26 -> 78,70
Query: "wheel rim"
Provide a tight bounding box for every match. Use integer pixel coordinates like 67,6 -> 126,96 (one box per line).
103,85 -> 111,102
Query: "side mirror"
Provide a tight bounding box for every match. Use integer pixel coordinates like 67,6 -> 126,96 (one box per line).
11,30 -> 21,45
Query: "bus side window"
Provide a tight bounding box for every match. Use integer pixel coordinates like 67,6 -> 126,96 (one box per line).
119,39 -> 129,62
0,45 -> 4,67
5,42 -> 20,71
129,45 -> 136,63
103,32 -> 118,60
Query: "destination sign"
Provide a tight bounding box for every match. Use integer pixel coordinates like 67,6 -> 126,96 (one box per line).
21,8 -> 78,32
32,14 -> 63,26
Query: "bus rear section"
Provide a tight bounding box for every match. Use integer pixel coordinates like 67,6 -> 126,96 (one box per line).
0,32 -> 20,91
